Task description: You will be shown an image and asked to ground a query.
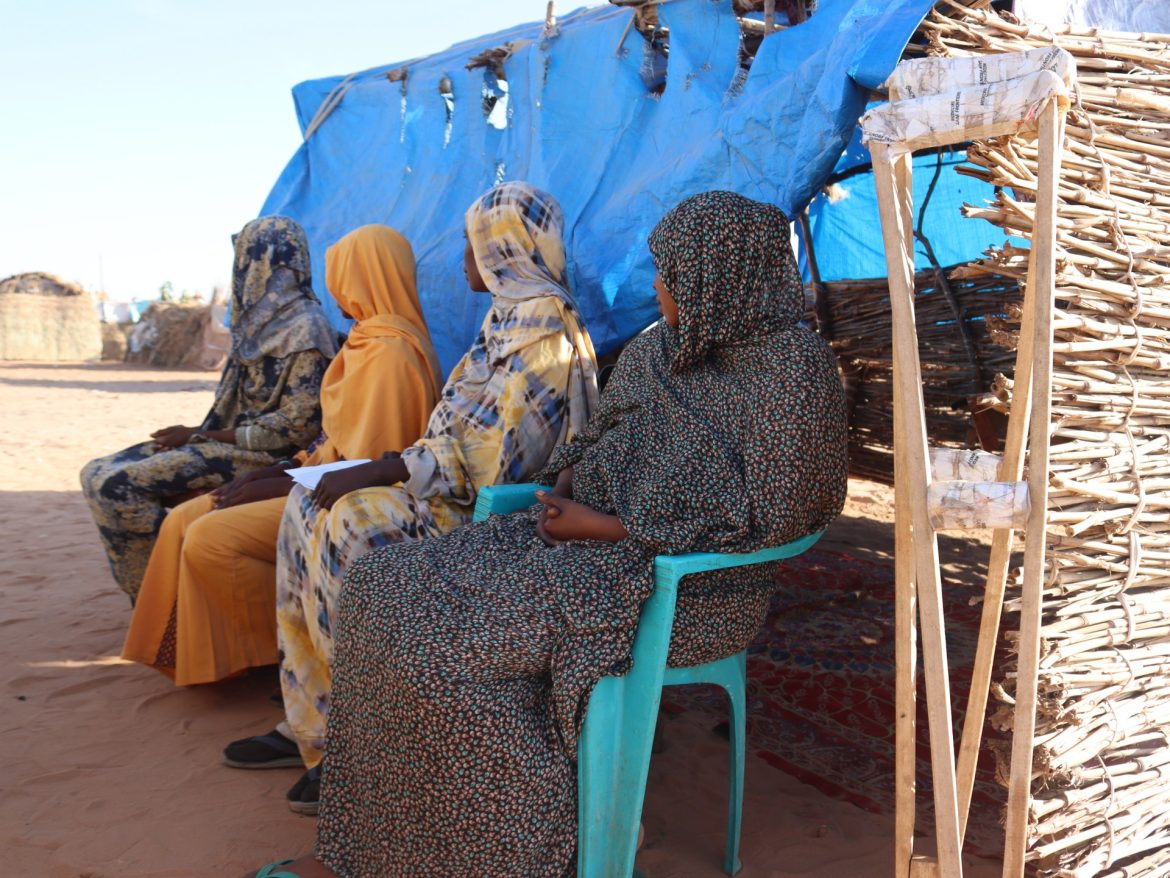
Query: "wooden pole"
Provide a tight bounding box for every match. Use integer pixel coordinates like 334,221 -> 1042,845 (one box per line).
890,154 -> 920,878
1001,98 -> 1064,878
874,145 -> 964,878
955,232 -> 1039,844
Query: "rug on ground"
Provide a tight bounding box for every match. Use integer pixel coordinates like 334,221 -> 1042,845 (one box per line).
664,548 -> 1007,856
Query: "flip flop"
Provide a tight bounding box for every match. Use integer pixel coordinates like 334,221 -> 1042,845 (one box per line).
256,860 -> 302,878
223,729 -> 304,769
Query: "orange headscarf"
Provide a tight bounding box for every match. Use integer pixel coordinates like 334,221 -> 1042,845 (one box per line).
307,225 -> 442,465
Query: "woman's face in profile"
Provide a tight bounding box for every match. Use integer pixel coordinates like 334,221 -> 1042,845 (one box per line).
653,273 -> 678,327
463,238 -> 489,293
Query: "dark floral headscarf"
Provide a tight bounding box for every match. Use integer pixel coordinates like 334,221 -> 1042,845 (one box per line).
648,190 -> 803,371
200,216 -> 336,437
229,216 -> 337,364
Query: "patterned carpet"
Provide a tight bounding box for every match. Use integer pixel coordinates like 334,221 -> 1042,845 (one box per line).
665,548 -> 1007,856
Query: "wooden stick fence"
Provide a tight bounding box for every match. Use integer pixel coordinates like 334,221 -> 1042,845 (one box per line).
896,5 -> 1170,876
806,271 -> 1022,483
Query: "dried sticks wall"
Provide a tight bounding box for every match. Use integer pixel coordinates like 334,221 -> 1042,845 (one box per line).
809,270 -> 1021,483
913,5 -> 1170,876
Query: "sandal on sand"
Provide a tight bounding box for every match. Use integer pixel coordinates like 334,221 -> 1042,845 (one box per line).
223,729 -> 304,769
256,860 -> 302,878
287,764 -> 322,816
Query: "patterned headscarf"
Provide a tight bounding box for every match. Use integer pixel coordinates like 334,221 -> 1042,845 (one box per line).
648,190 -> 804,372
229,216 -> 338,364
464,181 -> 572,306
458,182 -> 598,443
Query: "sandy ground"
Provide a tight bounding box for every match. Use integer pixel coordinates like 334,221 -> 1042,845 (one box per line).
1,362 -> 999,878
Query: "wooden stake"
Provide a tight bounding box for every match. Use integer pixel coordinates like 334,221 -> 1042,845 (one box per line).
955,216 -> 1039,844
1002,98 -> 1065,878
911,856 -> 941,878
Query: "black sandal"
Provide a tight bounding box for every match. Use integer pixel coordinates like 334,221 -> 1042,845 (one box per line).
286,764 -> 321,816
222,728 -> 305,769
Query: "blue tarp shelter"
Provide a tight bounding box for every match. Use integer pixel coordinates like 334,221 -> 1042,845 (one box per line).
261,0 -> 1009,376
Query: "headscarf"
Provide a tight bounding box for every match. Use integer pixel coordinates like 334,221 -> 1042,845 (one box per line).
648,189 -> 805,372
229,216 -> 338,364
465,181 -> 573,306
315,225 -> 442,462
200,216 -> 336,436
460,181 -> 598,442
536,190 -> 849,750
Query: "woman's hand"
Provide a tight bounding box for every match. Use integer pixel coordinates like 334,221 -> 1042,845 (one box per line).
550,466 -> 573,500
213,476 -> 294,509
211,463 -> 291,506
535,468 -> 576,543
151,425 -> 195,448
312,457 -> 409,511
535,491 -> 628,545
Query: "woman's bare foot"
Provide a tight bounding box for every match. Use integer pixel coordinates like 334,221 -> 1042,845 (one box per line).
241,853 -> 340,878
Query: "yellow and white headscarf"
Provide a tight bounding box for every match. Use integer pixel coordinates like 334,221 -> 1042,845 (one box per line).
462,182 -> 598,442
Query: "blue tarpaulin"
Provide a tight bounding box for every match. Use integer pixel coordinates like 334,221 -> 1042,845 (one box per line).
801,128 -> 1019,282
261,0 -> 944,376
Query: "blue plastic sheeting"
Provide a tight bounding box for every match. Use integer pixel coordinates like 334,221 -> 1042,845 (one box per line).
801,145 -> 1017,282
262,0 -> 936,376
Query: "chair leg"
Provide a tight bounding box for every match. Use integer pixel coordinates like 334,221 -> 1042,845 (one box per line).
722,655 -> 746,876
578,674 -> 662,878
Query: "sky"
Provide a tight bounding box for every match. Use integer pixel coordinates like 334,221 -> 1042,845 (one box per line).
0,0 -> 560,301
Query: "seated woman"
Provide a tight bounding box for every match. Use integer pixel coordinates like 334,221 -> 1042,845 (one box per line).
225,181 -> 599,807
81,216 -> 335,603
120,225 -> 441,686
245,191 -> 849,877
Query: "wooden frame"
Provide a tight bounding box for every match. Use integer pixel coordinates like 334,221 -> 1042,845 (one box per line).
869,97 -> 1067,878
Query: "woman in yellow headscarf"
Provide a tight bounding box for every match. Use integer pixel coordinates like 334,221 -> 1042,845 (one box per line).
121,224 -> 441,687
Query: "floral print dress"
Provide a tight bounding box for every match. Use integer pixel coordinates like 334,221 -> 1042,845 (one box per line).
311,191 -> 850,876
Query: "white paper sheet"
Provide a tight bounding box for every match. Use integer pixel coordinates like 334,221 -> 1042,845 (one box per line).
286,459 -> 372,490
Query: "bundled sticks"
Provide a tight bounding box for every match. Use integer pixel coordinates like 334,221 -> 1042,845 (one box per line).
912,4 -> 1170,875
807,270 -> 1021,483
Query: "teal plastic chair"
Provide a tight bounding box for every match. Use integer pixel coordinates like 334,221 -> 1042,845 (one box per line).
473,483 -> 823,877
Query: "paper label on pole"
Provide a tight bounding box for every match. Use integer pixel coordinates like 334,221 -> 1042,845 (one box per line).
885,46 -> 1076,101
862,69 -> 1070,156
927,480 -> 1030,531
929,447 -> 1005,482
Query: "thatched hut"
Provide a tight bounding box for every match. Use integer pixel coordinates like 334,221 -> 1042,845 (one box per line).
0,272 -> 102,362
126,300 -> 229,370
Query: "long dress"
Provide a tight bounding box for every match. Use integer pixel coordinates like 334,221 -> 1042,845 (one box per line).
309,191 -> 850,876
120,225 -> 441,683
80,351 -> 327,599
80,216 -> 335,600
